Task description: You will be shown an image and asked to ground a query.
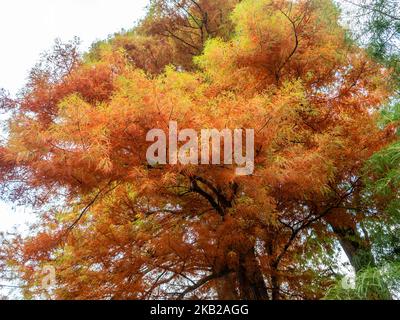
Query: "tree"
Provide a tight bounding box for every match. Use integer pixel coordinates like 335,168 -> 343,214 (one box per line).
0,0 -> 395,300
331,0 -> 400,298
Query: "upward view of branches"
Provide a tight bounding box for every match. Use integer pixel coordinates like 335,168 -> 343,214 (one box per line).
0,0 -> 399,300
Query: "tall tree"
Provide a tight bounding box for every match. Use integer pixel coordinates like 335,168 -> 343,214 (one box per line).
0,0 -> 395,299
333,0 -> 400,298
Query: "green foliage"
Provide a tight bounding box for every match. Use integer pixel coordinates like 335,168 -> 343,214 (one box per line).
325,262 -> 400,300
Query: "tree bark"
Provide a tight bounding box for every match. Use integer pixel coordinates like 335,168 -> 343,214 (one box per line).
327,214 -> 392,300
330,224 -> 375,272
215,273 -> 239,300
237,249 -> 270,300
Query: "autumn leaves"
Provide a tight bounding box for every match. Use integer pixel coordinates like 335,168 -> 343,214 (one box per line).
0,0 -> 396,299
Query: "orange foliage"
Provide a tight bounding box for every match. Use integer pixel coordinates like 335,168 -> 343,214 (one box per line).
0,0 -> 395,300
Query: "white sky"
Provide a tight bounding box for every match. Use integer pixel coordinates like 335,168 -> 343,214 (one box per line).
0,0 -> 149,235
0,0 -> 149,95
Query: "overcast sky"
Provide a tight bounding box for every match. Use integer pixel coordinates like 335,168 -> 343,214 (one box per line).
0,0 -> 149,234
0,0 -> 149,95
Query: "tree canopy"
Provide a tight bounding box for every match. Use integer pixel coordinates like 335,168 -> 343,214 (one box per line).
0,0 -> 399,300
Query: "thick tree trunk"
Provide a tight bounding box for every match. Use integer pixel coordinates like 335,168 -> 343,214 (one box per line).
237,249 -> 269,300
327,214 -> 392,300
270,272 -> 280,300
216,249 -> 269,300
330,224 -> 375,272
215,273 -> 239,300
266,241 -> 280,300
325,209 -> 376,272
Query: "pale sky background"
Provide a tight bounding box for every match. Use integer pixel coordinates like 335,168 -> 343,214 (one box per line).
0,0 -> 149,238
